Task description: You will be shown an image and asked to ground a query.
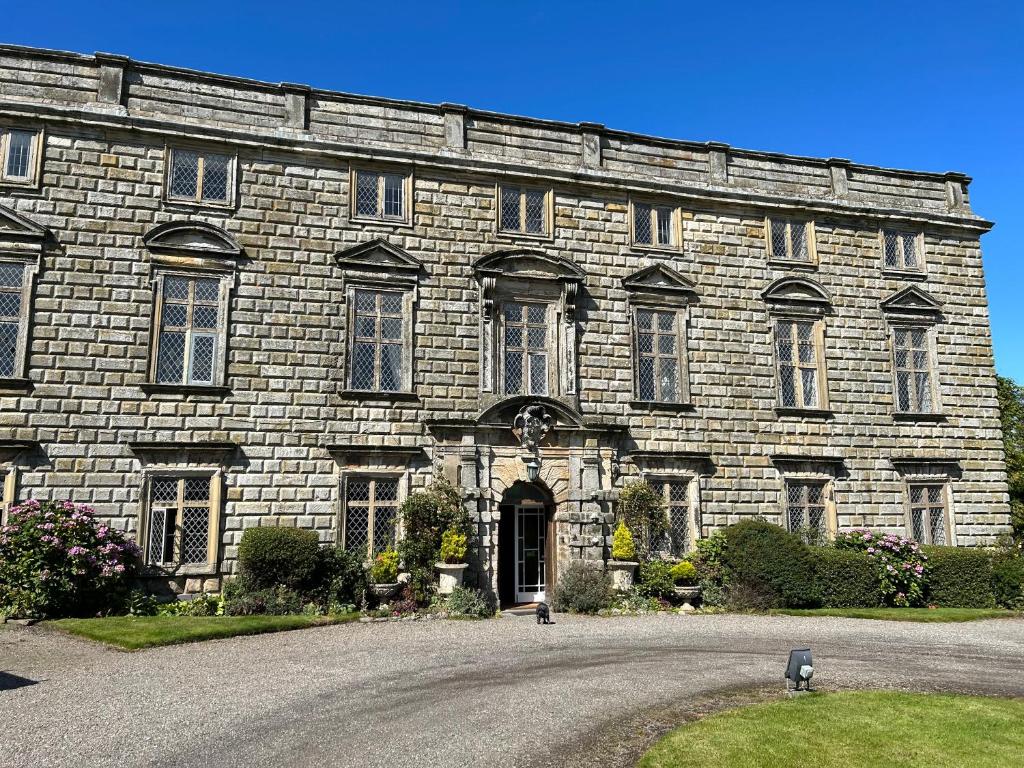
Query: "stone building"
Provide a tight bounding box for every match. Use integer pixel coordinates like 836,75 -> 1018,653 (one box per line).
0,45 -> 1010,602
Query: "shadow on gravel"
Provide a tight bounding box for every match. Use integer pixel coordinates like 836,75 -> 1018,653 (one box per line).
0,671 -> 38,691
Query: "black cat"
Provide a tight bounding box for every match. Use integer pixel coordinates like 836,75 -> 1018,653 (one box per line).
536,601 -> 552,624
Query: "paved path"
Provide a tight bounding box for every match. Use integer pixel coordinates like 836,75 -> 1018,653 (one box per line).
2,613 -> 1023,768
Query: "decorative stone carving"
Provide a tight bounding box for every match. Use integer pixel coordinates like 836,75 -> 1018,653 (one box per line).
512,404 -> 553,450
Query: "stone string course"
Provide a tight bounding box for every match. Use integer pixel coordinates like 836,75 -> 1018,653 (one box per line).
0,46 -> 1010,594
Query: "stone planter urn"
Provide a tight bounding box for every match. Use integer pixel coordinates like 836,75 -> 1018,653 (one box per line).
370,582 -> 402,600
673,585 -> 702,612
436,562 -> 468,595
606,560 -> 639,592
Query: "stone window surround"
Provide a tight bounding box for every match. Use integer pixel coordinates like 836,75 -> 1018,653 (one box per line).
494,183 -> 554,242
349,164 -> 414,227
146,268 -> 233,392
642,472 -> 702,556
0,125 -> 44,189
765,215 -> 817,267
137,466 -> 224,576
771,457 -> 841,541
880,286 -> 945,421
338,472 -> 405,559
0,466 -> 16,524
162,142 -> 238,210
629,197 -> 683,253
879,226 -> 927,279
343,282 -> 416,395
891,460 -> 958,546
0,252 -> 40,387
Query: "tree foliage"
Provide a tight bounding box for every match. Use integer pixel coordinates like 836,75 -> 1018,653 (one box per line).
996,375 -> 1024,540
617,480 -> 668,561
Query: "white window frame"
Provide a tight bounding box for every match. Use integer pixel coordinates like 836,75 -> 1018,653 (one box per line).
0,256 -> 40,383
498,299 -> 554,396
350,167 -> 413,225
340,473 -> 404,560
766,217 -> 816,264
630,199 -> 681,251
905,480 -> 953,546
496,184 -> 553,239
0,126 -> 43,187
148,270 -> 231,389
881,228 -> 925,274
632,306 -> 690,404
772,316 -> 829,411
344,283 -> 415,394
890,324 -> 941,415
163,145 -> 237,207
139,468 -> 222,572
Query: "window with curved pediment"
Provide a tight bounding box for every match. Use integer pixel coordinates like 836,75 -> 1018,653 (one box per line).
762,277 -> 832,414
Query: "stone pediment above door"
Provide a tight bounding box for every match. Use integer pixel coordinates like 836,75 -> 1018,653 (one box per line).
623,263 -> 698,305
334,238 -> 423,278
879,285 -> 943,317
0,203 -> 47,257
473,248 -> 585,283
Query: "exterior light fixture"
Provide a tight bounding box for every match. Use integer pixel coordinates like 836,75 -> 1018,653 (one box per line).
523,456 -> 541,482
785,648 -> 814,692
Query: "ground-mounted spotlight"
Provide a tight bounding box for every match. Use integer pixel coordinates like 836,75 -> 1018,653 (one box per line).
785,648 -> 814,693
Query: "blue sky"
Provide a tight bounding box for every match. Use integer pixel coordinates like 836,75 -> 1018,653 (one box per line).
5,1 -> 1023,378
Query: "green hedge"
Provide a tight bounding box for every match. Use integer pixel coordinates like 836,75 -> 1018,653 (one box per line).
721,520 -> 817,609
922,546 -> 995,608
237,526 -> 322,592
991,554 -> 1024,609
811,548 -> 882,608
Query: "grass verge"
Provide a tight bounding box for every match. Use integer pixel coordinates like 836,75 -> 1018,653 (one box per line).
770,607 -> 1020,623
639,691 -> 1024,768
52,613 -> 360,650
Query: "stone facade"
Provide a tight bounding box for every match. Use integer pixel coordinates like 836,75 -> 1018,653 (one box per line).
0,45 -> 1010,599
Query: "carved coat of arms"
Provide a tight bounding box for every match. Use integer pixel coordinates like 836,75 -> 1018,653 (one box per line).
512,404 -> 553,450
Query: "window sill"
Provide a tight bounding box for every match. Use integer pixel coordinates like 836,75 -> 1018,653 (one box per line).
349,214 -> 414,229
0,178 -> 40,192
162,195 -> 236,212
140,383 -> 231,397
0,377 -> 33,392
629,243 -> 682,256
775,407 -> 833,420
144,563 -> 219,577
882,268 -> 927,281
768,258 -> 817,270
493,229 -> 555,246
338,389 -> 419,403
892,412 -> 946,423
629,400 -> 695,413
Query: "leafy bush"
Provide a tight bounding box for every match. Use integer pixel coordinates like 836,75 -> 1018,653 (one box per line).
637,560 -> 676,599
992,554 -> 1024,609
399,478 -> 472,604
158,592 -> 224,617
439,526 -> 468,564
384,584 -> 420,616
550,560 -> 612,614
690,530 -> 727,606
237,526 -> 321,592
370,547 -> 399,583
721,520 -> 816,610
611,588 -> 667,613
445,586 -> 496,617
0,499 -> 141,619
222,581 -> 304,616
810,548 -> 882,608
618,481 -> 668,560
318,546 -> 368,607
835,529 -> 927,607
921,546 -> 995,608
610,520 -> 637,561
670,560 -> 697,586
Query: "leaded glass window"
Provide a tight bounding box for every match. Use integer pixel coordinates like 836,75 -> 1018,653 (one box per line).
353,170 -> 407,221
768,218 -> 810,262
498,186 -> 548,235
154,275 -> 222,386
343,476 -> 399,558
168,148 -> 232,203
785,481 -> 828,543
633,202 -> 676,247
502,302 -> 548,395
349,289 -> 405,392
646,478 -> 694,557
0,262 -> 26,378
893,327 -> 933,413
883,230 -> 922,271
776,319 -> 823,409
635,308 -> 683,402
146,475 -> 213,566
909,483 -> 947,545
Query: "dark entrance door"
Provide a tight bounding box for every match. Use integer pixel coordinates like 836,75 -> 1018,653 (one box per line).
497,481 -> 554,607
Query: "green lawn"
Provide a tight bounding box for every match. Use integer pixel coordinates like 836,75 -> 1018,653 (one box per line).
52,613 -> 360,650
770,607 -> 1020,623
640,692 -> 1024,768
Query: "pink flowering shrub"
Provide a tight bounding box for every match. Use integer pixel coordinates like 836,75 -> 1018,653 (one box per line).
834,529 -> 927,607
0,499 -> 141,618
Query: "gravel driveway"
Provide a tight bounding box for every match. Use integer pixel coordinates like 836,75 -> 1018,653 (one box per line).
2,613 -> 1023,768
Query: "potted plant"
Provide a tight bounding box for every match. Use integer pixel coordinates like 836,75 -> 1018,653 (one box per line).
669,560 -> 701,611
436,525 -> 469,595
369,547 -> 401,599
606,520 -> 639,592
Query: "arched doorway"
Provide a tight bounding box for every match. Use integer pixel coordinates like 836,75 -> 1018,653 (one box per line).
497,481 -> 555,607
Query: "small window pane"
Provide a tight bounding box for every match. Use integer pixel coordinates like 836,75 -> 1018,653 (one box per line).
379,344 -> 402,391
528,354 -> 547,395
524,190 -> 545,233
0,323 -> 18,377
189,335 -> 216,384
164,276 -> 190,300
181,507 -> 209,563
791,222 -> 808,260
5,130 -> 34,179
634,203 -> 652,245
156,332 -> 186,383
636,310 -> 653,331
192,305 -> 218,330
500,187 -> 520,231
771,220 -> 789,259
356,171 -> 379,217
351,343 -> 376,390
655,207 -> 673,245
660,358 -> 679,401
381,317 -> 402,340
201,153 -> 229,201
380,293 -> 403,315
505,351 -> 523,394
637,357 -> 656,400
170,150 -> 200,198
383,174 -> 404,218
